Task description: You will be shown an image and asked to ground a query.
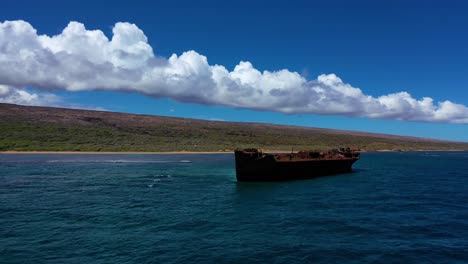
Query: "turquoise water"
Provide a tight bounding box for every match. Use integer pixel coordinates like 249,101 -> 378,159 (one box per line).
1,152 -> 467,263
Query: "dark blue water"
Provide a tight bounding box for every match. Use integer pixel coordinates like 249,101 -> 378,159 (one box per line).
1,152 -> 467,263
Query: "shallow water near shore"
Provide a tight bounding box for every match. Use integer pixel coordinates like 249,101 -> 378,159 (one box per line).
1,152 -> 467,263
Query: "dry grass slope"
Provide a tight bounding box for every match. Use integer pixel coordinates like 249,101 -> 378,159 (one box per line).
1,103 -> 467,152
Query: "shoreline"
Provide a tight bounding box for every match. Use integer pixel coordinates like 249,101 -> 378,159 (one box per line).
0,149 -> 466,154
0,151 -> 230,155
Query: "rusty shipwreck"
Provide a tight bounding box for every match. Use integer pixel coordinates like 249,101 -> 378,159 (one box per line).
234,148 -> 360,181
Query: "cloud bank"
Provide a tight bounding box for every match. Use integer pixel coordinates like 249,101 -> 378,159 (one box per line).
0,84 -> 60,106
1,20 -> 467,124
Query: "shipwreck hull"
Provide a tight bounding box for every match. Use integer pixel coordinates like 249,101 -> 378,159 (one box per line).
235,150 -> 359,182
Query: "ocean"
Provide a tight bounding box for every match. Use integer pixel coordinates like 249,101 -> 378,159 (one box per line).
1,152 -> 467,263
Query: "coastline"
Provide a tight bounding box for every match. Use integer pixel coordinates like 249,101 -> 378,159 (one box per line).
360,149 -> 465,153
0,151 -> 230,155
0,149 -> 465,154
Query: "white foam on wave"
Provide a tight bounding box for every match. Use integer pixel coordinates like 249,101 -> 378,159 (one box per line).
148,174 -> 173,187
154,174 -> 172,178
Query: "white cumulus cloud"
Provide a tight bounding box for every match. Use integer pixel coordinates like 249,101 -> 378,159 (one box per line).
0,84 -> 60,106
1,20 -> 468,124
0,84 -> 105,111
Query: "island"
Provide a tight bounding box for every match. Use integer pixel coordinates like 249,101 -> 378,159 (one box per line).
1,103 -> 467,153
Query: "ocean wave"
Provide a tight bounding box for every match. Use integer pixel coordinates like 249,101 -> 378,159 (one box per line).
154,174 -> 172,178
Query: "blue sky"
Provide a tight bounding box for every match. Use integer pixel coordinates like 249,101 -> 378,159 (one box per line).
1,0 -> 468,141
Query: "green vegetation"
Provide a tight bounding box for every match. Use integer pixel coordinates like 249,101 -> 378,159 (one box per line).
1,103 -> 467,152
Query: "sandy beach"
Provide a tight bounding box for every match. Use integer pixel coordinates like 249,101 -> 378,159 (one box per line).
0,151 -> 230,155
0,149 -> 464,154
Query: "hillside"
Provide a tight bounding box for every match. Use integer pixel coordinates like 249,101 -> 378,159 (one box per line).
0,103 -> 467,152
